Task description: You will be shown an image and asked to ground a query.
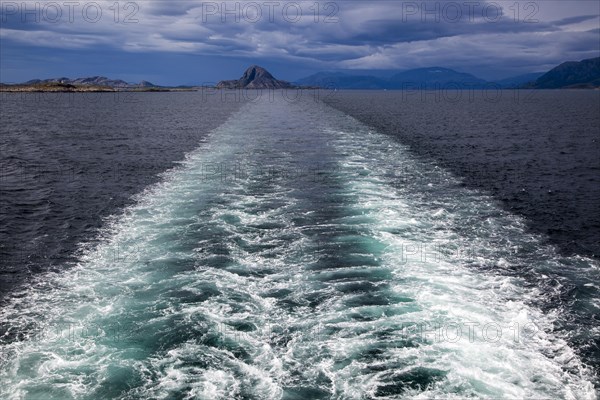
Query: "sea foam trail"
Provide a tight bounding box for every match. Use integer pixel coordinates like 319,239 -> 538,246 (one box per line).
0,94 -> 597,399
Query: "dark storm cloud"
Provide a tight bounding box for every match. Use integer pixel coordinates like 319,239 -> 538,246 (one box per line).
345,17 -> 560,46
0,0 -> 598,81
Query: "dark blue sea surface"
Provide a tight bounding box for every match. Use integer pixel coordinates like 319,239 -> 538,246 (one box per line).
0,91 -> 598,399
325,90 -> 600,260
0,92 -> 245,296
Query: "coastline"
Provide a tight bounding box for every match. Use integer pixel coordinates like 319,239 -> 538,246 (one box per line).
2,86 -> 597,93
0,84 -> 201,92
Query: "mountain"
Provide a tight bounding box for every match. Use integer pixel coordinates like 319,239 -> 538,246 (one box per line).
216,65 -> 293,89
296,67 -> 488,89
527,57 -> 600,89
491,72 -> 544,88
295,72 -> 387,89
24,76 -> 156,88
297,59 -> 600,90
388,67 -> 488,89
138,80 -> 156,88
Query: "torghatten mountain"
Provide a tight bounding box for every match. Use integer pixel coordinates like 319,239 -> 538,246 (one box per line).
216,65 -> 293,89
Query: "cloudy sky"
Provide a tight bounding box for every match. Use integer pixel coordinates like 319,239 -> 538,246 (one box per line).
1,0 -> 599,84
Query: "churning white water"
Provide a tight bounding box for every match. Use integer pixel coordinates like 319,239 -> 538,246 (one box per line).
0,95 -> 597,399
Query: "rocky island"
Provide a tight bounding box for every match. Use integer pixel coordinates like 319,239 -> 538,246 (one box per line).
216,65 -> 295,89
0,76 -> 196,92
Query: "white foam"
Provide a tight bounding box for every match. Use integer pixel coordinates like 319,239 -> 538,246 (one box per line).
0,95 -> 597,399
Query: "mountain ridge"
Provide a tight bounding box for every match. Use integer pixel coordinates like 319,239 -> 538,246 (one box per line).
295,58 -> 599,89
296,68 -> 498,89
5,57 -> 599,90
23,76 -> 156,88
526,57 -> 600,89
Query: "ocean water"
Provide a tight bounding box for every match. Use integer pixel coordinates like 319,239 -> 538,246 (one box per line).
0,92 -> 598,399
0,92 -> 245,297
325,90 -> 600,260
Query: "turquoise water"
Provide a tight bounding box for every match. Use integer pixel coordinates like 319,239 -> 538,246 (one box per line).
0,95 -> 597,399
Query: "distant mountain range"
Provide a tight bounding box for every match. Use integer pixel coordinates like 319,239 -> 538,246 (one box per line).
492,73 -> 545,89
296,57 -> 600,89
296,68 -> 541,89
4,57 -> 598,91
23,76 -> 156,89
295,72 -> 388,89
526,57 -> 600,89
217,65 -> 293,89
389,67 -> 488,89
